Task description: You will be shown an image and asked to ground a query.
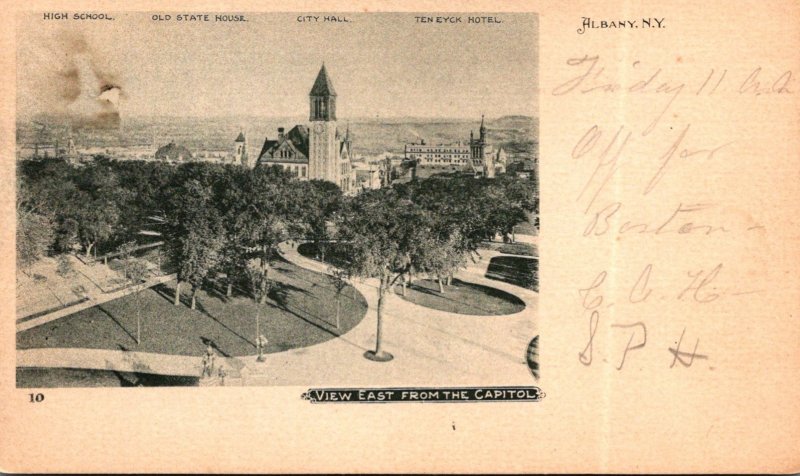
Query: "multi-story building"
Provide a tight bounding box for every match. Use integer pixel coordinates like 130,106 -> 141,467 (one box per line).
252,64 -> 355,193
404,141 -> 472,167
404,115 -> 507,178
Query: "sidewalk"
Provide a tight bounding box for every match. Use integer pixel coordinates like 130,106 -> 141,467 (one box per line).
513,233 -> 538,246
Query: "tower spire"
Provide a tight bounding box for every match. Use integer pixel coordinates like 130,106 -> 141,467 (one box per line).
310,63 -> 337,121
310,63 -> 337,97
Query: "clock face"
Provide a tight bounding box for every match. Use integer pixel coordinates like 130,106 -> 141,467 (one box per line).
314,123 -> 324,133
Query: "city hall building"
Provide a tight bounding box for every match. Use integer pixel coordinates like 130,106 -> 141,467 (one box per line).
235,64 -> 355,193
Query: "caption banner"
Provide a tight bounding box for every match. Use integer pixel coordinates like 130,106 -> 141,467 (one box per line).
302,386 -> 545,403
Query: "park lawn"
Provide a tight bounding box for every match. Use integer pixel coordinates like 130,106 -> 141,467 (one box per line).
485,256 -> 539,292
394,278 -> 525,316
17,258 -> 368,358
296,241 -> 350,268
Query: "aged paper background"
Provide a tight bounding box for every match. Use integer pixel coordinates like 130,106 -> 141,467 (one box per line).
1,0 -> 798,473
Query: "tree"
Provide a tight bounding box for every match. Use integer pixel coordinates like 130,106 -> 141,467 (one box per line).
328,267 -> 350,330
110,160 -> 175,244
74,197 -> 119,258
163,179 -> 225,310
245,258 -> 271,361
179,221 -> 224,310
441,230 -> 468,286
336,189 -> 434,362
415,229 -> 467,293
71,163 -> 126,258
235,168 -> 295,303
16,177 -> 55,274
16,160 -> 144,259
241,215 -> 287,303
218,230 -> 247,298
117,241 -> 138,279
115,241 -> 165,347
213,165 -> 250,297
54,218 -> 79,253
397,175 -> 536,254
397,176 -> 488,255
127,259 -> 150,345
482,183 -> 528,242
17,212 -> 54,274
297,180 -> 342,262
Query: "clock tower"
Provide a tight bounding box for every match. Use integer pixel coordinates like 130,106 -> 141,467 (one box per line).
308,64 -> 338,182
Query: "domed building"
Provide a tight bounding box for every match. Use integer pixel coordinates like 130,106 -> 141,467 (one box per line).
155,142 -> 193,162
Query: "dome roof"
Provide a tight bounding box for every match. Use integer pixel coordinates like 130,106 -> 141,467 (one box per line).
155,142 -> 193,161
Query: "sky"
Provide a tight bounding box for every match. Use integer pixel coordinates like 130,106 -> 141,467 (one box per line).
17,12 -> 538,121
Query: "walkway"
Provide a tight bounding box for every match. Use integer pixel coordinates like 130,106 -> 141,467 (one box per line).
253,241 -> 538,386
513,233 -> 538,246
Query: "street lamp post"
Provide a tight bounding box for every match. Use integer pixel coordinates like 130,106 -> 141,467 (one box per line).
256,334 -> 268,362
255,305 -> 267,362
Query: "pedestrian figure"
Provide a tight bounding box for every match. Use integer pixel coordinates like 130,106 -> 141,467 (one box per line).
206,345 -> 215,374
218,365 -> 227,386
202,345 -> 216,377
201,354 -> 210,377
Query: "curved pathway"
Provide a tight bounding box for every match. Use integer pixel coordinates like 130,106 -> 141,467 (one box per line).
266,241 -> 538,386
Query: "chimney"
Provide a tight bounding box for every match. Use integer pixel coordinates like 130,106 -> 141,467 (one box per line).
278,127 -> 285,140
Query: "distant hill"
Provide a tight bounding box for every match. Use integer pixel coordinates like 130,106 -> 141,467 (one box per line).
17,114 -> 538,163
492,115 -> 536,126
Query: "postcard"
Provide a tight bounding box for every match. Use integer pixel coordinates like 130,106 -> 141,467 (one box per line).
0,0 -> 798,473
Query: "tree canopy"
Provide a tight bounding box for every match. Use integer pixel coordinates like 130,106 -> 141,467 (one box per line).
17,158 -> 537,319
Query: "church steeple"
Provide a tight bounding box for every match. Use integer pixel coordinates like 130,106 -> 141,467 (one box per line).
310,63 -> 337,121
479,114 -> 486,142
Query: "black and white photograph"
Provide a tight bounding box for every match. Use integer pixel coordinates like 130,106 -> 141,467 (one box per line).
15,12 -> 539,388
5,1 -> 800,473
